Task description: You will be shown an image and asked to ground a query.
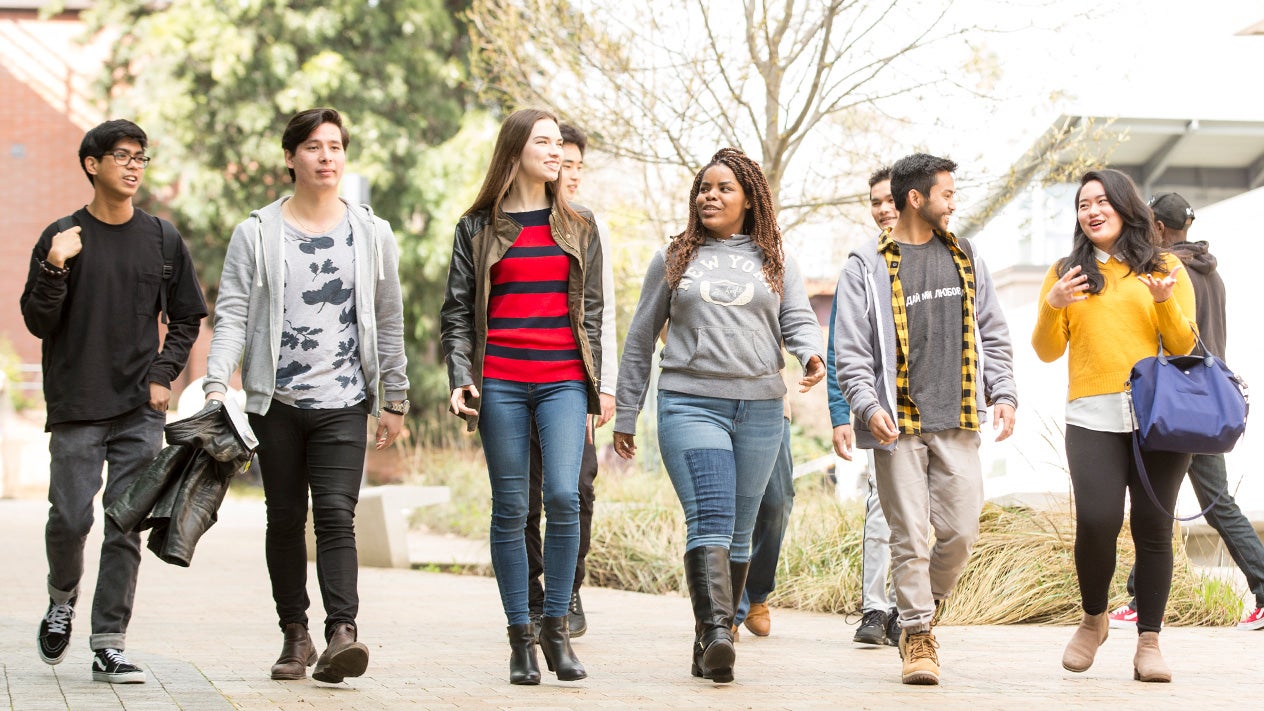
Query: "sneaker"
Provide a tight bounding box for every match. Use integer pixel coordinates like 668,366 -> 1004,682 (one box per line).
568,591 -> 587,638
885,607 -> 901,646
37,597 -> 76,665
744,601 -> 771,636
853,609 -> 889,646
898,629 -> 940,685
1238,606 -> 1264,630
92,648 -> 146,684
1108,604 -> 1138,630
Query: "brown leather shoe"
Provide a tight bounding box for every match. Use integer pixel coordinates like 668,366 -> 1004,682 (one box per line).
744,602 -> 771,636
312,623 -> 369,684
270,623 -> 318,680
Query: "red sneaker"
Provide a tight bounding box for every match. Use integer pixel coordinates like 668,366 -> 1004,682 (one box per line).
1237,606 -> 1264,631
1107,604 -> 1137,630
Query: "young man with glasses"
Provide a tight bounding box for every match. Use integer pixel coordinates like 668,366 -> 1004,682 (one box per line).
21,119 -> 207,683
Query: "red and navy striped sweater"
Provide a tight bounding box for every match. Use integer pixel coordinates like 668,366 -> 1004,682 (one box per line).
484,208 -> 584,383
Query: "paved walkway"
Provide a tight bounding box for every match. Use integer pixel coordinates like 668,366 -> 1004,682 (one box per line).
2,495 -> 1263,710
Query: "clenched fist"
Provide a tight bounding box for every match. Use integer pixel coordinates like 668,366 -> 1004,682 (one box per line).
47,225 -> 82,268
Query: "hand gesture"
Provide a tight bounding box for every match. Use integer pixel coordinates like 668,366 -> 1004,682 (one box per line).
613,431 -> 637,459
47,225 -> 83,268
1045,265 -> 1089,308
376,411 -> 404,450
868,410 -> 899,447
992,403 -> 1016,442
449,385 -> 479,417
832,424 -> 854,460
1137,263 -> 1184,303
799,355 -> 826,392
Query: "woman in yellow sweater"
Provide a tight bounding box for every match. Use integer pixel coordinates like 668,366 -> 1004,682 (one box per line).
1033,169 -> 1196,683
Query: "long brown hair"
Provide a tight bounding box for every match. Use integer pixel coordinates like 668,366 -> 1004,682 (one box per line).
664,147 -> 785,295
463,108 -> 582,236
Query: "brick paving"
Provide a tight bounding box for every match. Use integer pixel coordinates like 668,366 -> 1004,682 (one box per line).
3,495 -> 1263,710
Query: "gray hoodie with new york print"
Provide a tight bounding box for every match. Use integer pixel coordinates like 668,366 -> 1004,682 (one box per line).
614,234 -> 823,435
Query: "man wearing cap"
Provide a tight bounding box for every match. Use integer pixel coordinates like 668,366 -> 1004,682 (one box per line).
1107,192 -> 1264,632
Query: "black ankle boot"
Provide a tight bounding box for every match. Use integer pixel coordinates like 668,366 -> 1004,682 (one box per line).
507,624 -> 540,685
539,616 -> 587,681
684,546 -> 736,683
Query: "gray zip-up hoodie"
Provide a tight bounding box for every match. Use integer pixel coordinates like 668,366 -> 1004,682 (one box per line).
832,234 -> 1016,451
204,196 -> 409,415
614,234 -> 823,435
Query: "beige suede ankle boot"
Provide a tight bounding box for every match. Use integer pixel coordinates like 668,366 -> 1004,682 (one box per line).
1061,611 -> 1109,672
1133,631 -> 1171,682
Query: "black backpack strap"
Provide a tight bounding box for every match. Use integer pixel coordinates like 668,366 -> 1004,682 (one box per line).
56,215 -> 77,234
156,217 -> 180,325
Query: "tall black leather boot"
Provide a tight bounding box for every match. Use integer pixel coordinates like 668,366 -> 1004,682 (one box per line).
684,546 -> 736,683
507,624 -> 541,685
539,616 -> 587,681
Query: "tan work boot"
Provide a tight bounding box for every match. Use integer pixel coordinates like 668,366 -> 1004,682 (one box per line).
898,628 -> 940,685
270,623 -> 317,680
1133,631 -> 1171,682
744,602 -> 771,636
1061,611 -> 1109,672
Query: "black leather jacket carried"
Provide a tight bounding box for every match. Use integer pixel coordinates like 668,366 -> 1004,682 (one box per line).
440,203 -> 604,432
106,400 -> 257,567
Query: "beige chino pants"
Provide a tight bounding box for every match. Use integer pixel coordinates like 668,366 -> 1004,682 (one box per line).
872,428 -> 983,633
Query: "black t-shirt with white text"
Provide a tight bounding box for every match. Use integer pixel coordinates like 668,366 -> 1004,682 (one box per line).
897,238 -> 964,432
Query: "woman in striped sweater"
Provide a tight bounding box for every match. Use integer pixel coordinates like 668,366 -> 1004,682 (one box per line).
441,108 -> 604,685
1032,168 -> 1196,683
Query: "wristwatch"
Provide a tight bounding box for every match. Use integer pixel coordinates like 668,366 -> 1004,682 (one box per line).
383,399 -> 410,416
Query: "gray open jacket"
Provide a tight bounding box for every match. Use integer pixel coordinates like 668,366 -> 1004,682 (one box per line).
832,235 -> 1017,452
203,197 -> 410,415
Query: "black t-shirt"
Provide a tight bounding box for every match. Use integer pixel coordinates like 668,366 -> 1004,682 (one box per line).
19,207 -> 207,428
897,238 -> 964,432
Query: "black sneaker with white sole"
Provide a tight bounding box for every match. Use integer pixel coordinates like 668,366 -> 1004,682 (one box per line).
92,648 -> 146,684
38,597 -> 76,665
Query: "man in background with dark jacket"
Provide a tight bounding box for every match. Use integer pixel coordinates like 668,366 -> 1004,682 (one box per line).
20,119 -> 206,683
1109,192 -> 1264,631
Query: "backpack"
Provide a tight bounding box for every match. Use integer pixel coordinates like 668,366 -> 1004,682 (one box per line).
56,214 -> 181,324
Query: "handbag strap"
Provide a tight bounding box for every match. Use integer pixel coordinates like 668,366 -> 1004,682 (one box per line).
1130,432 -> 1222,522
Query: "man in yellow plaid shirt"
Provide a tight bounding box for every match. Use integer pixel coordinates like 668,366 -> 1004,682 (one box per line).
832,153 -> 1017,686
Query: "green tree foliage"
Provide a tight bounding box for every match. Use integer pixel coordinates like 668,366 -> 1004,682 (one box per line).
84,0 -> 477,426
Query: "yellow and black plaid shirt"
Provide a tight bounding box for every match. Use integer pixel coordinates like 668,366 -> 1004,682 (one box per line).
879,228 -> 979,434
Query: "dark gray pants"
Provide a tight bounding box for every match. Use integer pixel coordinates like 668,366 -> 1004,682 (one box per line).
46,403 -> 165,651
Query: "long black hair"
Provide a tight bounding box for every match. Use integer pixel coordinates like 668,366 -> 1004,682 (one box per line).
1058,168 -> 1167,294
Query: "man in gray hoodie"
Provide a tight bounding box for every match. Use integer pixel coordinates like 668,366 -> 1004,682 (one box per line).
833,153 -> 1017,685
1108,193 -> 1264,632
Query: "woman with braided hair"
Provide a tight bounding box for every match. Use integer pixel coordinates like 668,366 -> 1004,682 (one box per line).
613,147 -> 824,683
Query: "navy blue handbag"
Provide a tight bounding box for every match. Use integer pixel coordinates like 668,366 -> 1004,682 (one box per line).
1129,334 -> 1248,455
1128,333 -> 1249,520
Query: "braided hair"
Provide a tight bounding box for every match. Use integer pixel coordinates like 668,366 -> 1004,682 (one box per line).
664,147 -> 785,296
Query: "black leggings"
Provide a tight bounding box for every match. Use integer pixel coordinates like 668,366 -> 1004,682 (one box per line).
1065,425 -> 1190,633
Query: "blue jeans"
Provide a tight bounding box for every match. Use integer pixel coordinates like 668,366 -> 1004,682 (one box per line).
656,390 -> 784,561
46,403 -> 166,650
479,378 -> 587,625
736,417 -> 794,624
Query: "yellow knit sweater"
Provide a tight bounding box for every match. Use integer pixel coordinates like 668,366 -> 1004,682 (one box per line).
1032,253 -> 1197,401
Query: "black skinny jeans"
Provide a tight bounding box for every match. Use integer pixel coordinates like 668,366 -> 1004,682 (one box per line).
1066,425 -> 1190,633
249,399 -> 369,641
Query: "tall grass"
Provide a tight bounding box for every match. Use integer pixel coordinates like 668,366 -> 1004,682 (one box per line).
408,444 -> 1243,625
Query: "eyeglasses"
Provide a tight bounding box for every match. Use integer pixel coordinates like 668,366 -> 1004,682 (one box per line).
105,150 -> 151,168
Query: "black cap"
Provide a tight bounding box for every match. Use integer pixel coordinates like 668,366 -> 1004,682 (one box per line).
1149,192 -> 1195,230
